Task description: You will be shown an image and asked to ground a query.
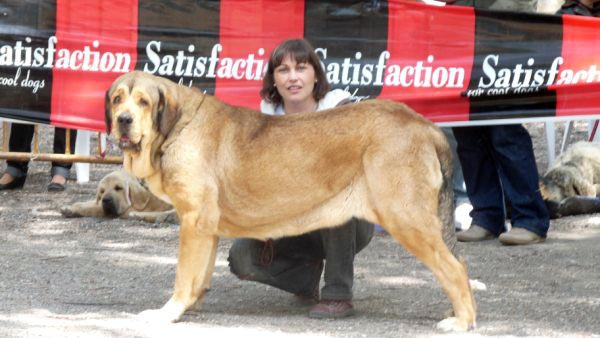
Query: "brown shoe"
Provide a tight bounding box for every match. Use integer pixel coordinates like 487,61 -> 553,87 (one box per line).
456,225 -> 495,242
308,300 -> 354,319
499,227 -> 545,245
294,286 -> 319,306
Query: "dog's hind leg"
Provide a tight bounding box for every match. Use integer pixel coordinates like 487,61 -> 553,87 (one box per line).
381,214 -> 476,331
363,147 -> 475,331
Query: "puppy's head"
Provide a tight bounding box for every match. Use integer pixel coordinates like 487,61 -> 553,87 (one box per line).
105,71 -> 181,155
96,171 -> 133,216
96,171 -> 153,216
539,166 -> 579,202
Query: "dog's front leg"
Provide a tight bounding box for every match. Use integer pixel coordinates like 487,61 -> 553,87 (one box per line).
60,201 -> 105,218
139,211 -> 219,323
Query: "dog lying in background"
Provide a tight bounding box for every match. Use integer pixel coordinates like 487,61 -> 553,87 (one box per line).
60,170 -> 176,223
540,141 -> 600,218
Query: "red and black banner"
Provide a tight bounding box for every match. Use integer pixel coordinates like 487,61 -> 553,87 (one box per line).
1,0 -> 600,132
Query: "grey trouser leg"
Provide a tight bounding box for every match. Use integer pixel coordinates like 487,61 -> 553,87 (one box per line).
228,218 -> 374,300
228,233 -> 324,296
320,218 -> 373,300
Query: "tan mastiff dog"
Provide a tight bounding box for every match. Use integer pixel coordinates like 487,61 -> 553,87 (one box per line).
105,71 -> 476,331
60,170 -> 176,223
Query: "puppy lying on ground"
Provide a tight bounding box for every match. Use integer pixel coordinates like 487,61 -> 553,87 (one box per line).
540,141 -> 600,218
60,170 -> 176,223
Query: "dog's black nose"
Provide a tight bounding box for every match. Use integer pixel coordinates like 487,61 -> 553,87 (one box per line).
117,113 -> 133,126
102,197 -> 119,216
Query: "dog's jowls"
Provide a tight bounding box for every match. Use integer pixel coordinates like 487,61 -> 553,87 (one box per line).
105,71 -> 476,331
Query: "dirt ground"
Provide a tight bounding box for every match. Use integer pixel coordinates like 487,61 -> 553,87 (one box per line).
0,122 -> 599,338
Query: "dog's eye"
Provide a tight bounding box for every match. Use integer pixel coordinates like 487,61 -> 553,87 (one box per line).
114,185 -> 123,191
112,96 -> 121,105
100,189 -> 105,194
139,98 -> 149,107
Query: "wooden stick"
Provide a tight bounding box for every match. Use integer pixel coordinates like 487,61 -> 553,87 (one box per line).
0,151 -> 123,164
33,124 -> 40,154
97,132 -> 103,155
65,129 -> 71,155
2,122 -> 9,152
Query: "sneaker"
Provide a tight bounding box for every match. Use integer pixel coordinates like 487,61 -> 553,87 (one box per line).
456,224 -> 495,242
308,300 -> 354,319
499,227 -> 545,245
454,199 -> 473,230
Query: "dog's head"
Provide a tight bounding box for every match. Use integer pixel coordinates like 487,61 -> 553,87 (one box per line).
539,165 -> 581,203
96,171 -> 152,216
105,71 -> 181,177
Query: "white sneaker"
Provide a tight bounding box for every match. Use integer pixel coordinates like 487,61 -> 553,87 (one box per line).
454,199 -> 473,231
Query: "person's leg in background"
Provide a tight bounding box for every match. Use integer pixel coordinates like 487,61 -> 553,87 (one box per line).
453,126 -> 507,241
488,125 -> 549,244
310,218 -> 373,318
48,128 -> 77,191
0,123 -> 35,190
442,127 -> 472,230
228,233 -> 325,299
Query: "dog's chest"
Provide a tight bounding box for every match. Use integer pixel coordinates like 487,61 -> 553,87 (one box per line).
144,174 -> 173,204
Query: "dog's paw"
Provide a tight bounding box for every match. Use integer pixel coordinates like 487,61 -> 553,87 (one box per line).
138,301 -> 186,323
156,212 -> 178,224
138,308 -> 180,323
128,211 -> 147,222
59,206 -> 80,218
469,279 -> 487,291
436,317 -> 474,332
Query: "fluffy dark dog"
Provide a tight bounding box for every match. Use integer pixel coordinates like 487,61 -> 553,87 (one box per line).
540,141 -> 600,218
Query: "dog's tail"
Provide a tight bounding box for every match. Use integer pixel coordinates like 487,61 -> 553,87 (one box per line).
434,129 -> 459,258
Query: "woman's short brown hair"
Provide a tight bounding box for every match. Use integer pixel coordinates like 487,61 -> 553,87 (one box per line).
260,39 -> 330,106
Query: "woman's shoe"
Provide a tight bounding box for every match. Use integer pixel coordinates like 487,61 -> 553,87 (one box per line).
47,175 -> 67,192
0,175 -> 26,191
47,182 -> 66,192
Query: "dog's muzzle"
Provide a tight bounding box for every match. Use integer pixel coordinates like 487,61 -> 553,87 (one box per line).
115,112 -> 141,151
102,197 -> 120,216
117,112 -> 133,140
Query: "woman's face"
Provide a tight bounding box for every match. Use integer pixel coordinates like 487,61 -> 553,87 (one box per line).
273,54 -> 316,106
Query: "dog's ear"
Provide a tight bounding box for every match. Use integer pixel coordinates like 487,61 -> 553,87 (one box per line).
155,84 -> 181,137
95,186 -> 103,205
128,180 -> 151,211
105,90 -> 112,135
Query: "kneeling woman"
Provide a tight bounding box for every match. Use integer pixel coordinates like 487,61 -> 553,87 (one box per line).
228,38 -> 374,319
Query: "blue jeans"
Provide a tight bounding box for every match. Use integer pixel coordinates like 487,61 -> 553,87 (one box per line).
452,125 -> 549,237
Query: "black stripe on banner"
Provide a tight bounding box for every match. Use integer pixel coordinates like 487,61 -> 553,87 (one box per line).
0,1 -> 55,123
136,1 -> 220,94
468,10 -> 562,120
305,0 -> 389,100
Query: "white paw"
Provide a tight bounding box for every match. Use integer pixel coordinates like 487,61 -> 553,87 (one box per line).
436,317 -> 471,332
138,302 -> 185,323
469,279 -> 487,291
